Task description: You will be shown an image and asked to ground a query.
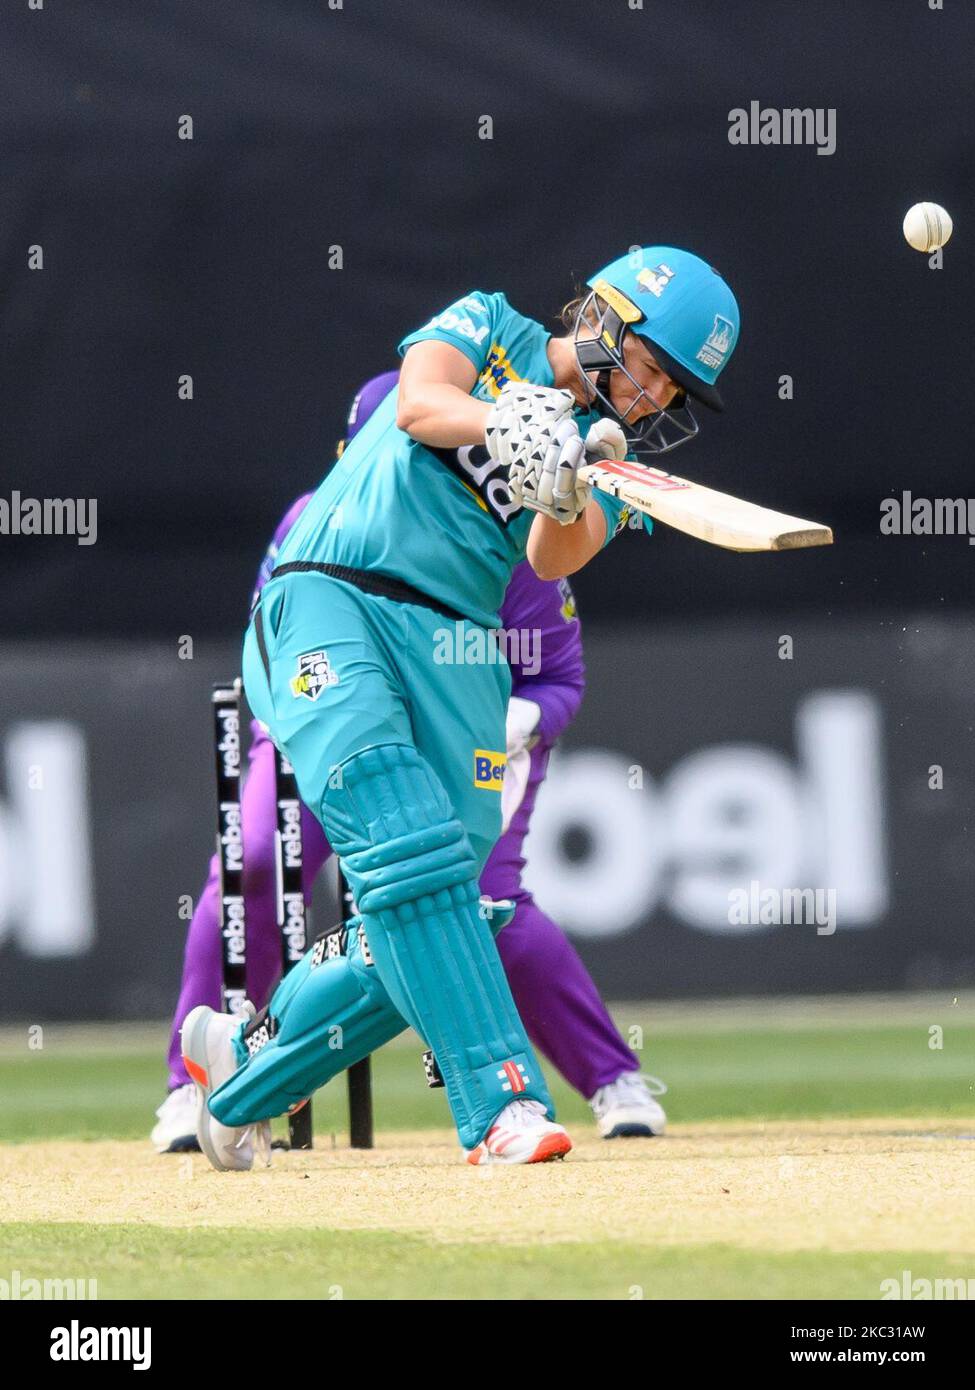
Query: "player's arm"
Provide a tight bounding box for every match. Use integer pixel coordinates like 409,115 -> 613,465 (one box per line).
527,505 -> 606,579
397,341 -> 491,447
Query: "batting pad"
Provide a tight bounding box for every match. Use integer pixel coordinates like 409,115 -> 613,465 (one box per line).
206,897 -> 519,1129
208,916 -> 402,1126
324,743 -> 553,1149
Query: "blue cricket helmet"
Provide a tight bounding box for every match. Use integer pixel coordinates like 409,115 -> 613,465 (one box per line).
574,246 -> 740,455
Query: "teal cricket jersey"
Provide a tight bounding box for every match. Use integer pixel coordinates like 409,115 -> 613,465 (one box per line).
274,290 -> 646,629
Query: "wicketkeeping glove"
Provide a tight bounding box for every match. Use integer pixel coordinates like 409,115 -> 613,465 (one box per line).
501,696 -> 543,833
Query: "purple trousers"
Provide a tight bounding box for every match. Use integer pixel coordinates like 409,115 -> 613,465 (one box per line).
167,726 -> 636,1099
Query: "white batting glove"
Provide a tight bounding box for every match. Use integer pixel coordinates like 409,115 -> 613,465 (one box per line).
584,418 -> 628,462
513,415 -> 590,524
485,385 -> 575,472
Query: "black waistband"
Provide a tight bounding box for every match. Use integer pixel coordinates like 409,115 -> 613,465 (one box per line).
268,561 -> 472,627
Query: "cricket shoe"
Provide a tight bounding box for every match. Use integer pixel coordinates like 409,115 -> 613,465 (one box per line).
590,1072 -> 668,1139
150,1083 -> 201,1154
466,1099 -> 572,1166
180,1004 -> 271,1172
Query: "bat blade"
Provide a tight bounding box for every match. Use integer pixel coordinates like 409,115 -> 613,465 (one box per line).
579,458 -> 833,553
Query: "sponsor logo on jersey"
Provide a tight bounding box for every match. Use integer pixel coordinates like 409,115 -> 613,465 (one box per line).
433,443 -> 522,526
696,314 -> 735,369
418,308 -> 489,347
473,748 -> 506,790
477,343 -> 525,399
636,263 -> 676,297
290,650 -> 339,701
455,296 -> 489,314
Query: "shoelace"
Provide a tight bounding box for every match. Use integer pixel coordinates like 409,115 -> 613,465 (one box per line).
231,1119 -> 272,1166
625,1072 -> 668,1099
495,1098 -> 546,1131
592,1073 -> 668,1114
229,1002 -> 272,1167
253,1121 -> 273,1168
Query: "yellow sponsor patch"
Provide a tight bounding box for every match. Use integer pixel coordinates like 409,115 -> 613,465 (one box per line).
591,278 -> 641,324
477,344 -> 525,399
473,748 -> 506,790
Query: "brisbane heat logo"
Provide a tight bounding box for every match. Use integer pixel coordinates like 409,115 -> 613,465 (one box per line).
696,314 -> 735,369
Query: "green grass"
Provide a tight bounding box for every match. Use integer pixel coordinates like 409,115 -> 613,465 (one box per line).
2,1000 -> 972,1300
0,1001 -> 973,1143
3,1222 -> 970,1301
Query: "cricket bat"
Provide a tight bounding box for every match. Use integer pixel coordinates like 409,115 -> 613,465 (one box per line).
579,457 -> 833,552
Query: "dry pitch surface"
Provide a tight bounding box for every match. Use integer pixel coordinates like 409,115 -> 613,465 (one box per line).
5,1117 -> 974,1255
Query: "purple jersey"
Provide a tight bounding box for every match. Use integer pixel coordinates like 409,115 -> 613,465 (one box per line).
250,493 -> 314,611
253,493 -> 584,740
499,565 -> 584,743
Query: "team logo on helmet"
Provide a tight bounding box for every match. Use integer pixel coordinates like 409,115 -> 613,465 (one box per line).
636,263 -> 677,298
290,650 -> 340,701
696,314 -> 735,369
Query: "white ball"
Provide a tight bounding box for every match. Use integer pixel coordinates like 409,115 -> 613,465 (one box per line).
903,202 -> 953,252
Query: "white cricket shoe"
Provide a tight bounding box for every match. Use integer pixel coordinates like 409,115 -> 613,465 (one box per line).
150,1083 -> 200,1154
466,1098 -> 572,1166
590,1072 -> 668,1139
180,1004 -> 271,1172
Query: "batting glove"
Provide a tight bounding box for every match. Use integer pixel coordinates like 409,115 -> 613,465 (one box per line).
485,385 -> 576,472
583,418 -> 628,462
510,416 -> 590,524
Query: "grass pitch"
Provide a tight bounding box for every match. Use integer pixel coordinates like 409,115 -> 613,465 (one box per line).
2,994 -> 973,1300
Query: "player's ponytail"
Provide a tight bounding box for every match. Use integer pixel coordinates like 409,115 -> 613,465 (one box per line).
559,287 -> 603,331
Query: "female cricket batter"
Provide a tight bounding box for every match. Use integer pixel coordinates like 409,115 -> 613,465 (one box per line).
182,246 -> 739,1167
156,373 -> 666,1151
